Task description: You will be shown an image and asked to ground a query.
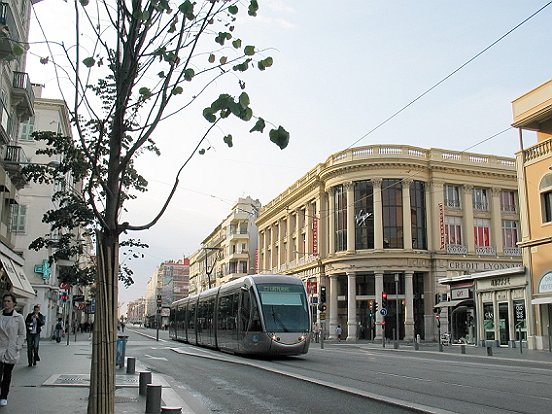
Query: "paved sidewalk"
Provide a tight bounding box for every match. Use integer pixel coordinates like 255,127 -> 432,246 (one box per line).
4,333 -> 188,414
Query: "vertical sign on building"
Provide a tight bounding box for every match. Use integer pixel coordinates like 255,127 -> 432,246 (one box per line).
438,202 -> 445,249
254,248 -> 259,273
312,217 -> 318,256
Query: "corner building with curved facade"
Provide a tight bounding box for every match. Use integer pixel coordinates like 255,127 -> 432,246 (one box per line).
256,145 -> 524,343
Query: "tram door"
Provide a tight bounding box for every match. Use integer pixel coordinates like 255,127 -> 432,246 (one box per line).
238,288 -> 251,342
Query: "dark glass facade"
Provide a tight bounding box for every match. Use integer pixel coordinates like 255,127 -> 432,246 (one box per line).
410,180 -> 427,249
382,179 -> 403,248
334,185 -> 347,252
354,180 -> 374,250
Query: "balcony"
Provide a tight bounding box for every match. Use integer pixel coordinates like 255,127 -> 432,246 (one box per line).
444,199 -> 461,209
473,202 -> 489,211
2,145 -> 28,189
503,247 -> 522,256
11,72 -> 35,120
475,246 -> 496,256
446,244 -> 468,255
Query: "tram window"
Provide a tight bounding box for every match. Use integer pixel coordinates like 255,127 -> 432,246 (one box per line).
257,284 -> 309,333
249,289 -> 262,331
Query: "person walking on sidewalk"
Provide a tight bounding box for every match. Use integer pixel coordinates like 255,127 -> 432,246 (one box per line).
0,293 -> 26,407
335,324 -> 343,342
25,304 -> 45,366
54,318 -> 64,343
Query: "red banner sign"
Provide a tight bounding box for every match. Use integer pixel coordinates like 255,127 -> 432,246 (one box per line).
312,217 -> 318,255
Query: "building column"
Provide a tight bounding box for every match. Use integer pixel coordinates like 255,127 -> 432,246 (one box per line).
345,182 -> 356,254
463,185 -> 475,254
402,179 -> 413,250
346,271 -> 357,341
306,202 -> 313,257
404,271 -> 415,341
328,274 -> 339,339
286,214 -> 293,264
262,230 -> 269,272
375,272 -> 384,340
296,208 -> 304,255
373,179 -> 383,250
491,187 -> 503,255
328,188 -> 335,255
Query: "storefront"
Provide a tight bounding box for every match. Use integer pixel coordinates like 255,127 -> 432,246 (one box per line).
439,266 -> 529,347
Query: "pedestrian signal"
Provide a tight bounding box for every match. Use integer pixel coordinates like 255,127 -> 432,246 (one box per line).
320,285 -> 327,303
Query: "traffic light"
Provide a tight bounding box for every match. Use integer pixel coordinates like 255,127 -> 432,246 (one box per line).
373,301 -> 378,313
381,292 -> 388,309
320,285 -> 326,303
317,303 -> 327,312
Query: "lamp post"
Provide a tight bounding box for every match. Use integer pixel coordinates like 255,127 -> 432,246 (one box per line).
394,273 -> 400,349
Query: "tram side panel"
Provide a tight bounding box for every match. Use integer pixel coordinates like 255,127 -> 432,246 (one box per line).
217,292 -> 240,353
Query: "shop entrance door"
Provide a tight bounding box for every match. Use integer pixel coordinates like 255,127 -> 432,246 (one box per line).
498,302 -> 509,346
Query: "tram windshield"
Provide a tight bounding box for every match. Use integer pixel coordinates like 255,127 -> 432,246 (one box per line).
256,284 -> 309,332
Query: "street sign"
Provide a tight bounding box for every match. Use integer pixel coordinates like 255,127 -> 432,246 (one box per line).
319,312 -> 326,320
380,308 -> 388,316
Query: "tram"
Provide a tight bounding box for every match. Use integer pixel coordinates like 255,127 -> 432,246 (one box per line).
169,274 -> 312,356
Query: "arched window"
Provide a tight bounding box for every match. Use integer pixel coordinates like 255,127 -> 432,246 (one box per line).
540,174 -> 552,223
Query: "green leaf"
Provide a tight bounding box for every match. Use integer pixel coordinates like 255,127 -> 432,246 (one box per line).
269,126 -> 290,150
199,149 -> 206,155
79,0 -> 90,6
208,54 -> 215,63
233,59 -> 251,72
157,71 -> 165,78
219,56 -> 227,65
238,92 -> 250,108
248,0 -> 259,16
184,68 -> 195,81
202,108 -> 216,123
172,86 -> 183,95
241,107 -> 253,122
228,5 -> 239,15
82,57 -> 96,68
178,1 -> 195,19
139,87 -> 152,99
249,118 -> 265,133
244,45 -> 255,56
232,39 -> 242,49
223,135 -> 233,148
258,57 -> 273,71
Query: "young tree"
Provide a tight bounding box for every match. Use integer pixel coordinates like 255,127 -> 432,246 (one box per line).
27,1 -> 289,412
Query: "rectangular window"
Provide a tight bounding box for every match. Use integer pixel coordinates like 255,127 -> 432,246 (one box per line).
410,180 -> 427,249
382,179 -> 403,248
473,187 -> 489,211
334,185 -> 347,252
444,216 -> 463,245
444,185 -> 461,208
19,116 -> 35,141
502,220 -> 519,248
354,180 -> 374,250
500,190 -> 517,213
543,191 -> 552,223
10,204 -> 27,233
473,218 -> 491,247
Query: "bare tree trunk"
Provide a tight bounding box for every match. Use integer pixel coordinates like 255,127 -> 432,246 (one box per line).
88,230 -> 119,414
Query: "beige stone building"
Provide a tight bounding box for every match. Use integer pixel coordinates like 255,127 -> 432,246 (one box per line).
256,145 -> 523,344
189,196 -> 261,294
512,79 -> 552,351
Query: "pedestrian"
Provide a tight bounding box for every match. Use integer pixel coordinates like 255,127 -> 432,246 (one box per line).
335,324 -> 342,342
54,318 -> 63,343
313,323 -> 320,343
25,304 -> 45,366
0,293 -> 26,407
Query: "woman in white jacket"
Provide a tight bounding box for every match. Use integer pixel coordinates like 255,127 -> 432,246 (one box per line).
0,293 -> 26,407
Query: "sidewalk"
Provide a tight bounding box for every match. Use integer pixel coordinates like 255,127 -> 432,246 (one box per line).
5,333 -> 188,414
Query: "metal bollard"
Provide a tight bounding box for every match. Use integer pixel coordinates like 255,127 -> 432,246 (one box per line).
161,407 -> 182,414
139,371 -> 152,396
414,341 -> 419,350
145,384 -> 162,414
126,357 -> 136,374
460,344 -> 466,354
486,346 -> 493,356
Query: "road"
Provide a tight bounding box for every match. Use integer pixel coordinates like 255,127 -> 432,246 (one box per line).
125,328 -> 551,414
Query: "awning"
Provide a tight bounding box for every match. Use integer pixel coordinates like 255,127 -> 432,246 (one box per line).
531,296 -> 552,305
434,299 -> 473,308
0,255 -> 35,299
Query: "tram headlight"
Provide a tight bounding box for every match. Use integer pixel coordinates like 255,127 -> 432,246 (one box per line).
299,335 -> 305,342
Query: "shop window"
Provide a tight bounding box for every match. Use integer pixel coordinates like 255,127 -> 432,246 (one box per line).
354,180 -> 374,250
483,303 -> 495,341
382,179 -> 403,249
410,180 -> 427,249
334,185 -> 347,252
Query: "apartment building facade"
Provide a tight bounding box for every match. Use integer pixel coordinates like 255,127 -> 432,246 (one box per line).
189,196 -> 261,294
512,79 -> 552,351
0,0 -> 37,307
256,145 -> 524,346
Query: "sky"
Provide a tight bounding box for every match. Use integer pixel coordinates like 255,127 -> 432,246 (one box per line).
24,1 -> 552,312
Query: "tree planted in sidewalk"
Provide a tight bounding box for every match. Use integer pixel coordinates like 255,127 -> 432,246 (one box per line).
26,1 -> 289,412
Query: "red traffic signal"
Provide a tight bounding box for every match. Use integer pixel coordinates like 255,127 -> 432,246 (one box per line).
381,292 -> 388,308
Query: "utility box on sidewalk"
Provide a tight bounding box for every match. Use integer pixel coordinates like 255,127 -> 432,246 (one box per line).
116,335 -> 129,368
